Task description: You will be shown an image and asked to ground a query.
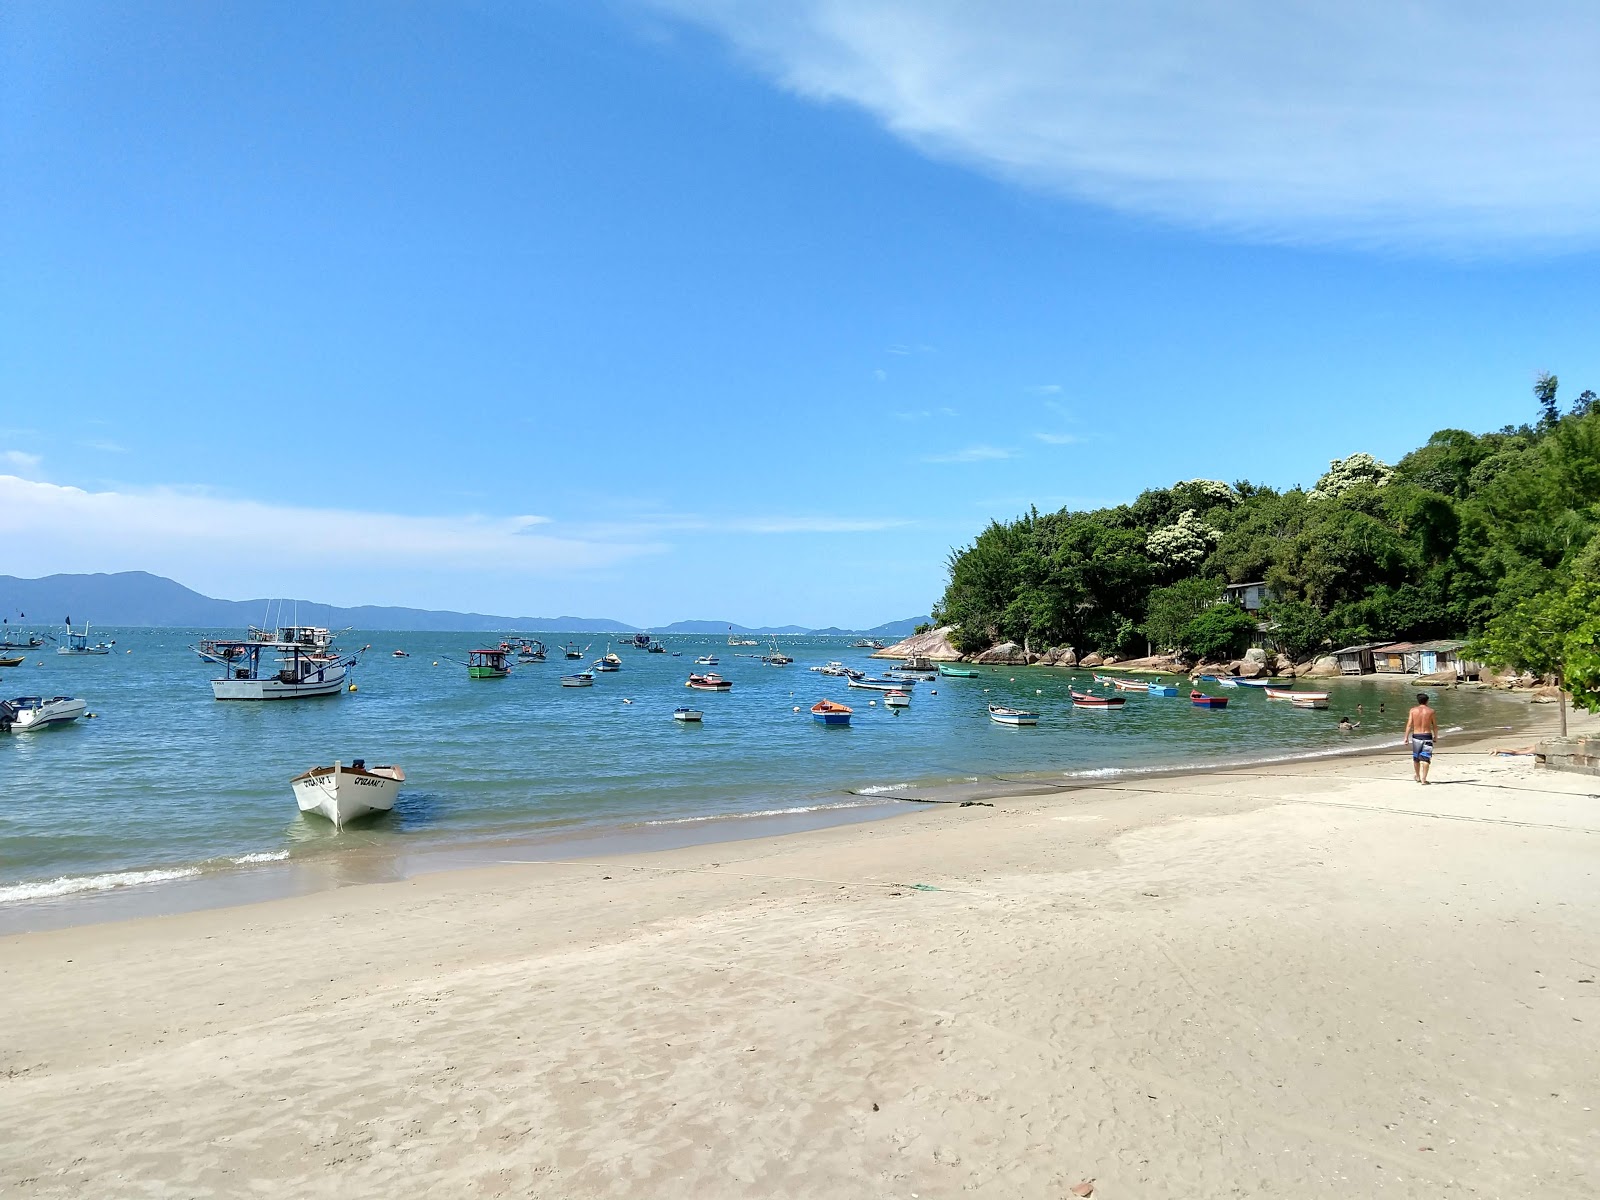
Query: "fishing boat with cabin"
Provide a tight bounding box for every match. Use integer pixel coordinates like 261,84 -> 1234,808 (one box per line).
57,621 -> 112,655
209,638 -> 361,700
468,648 -> 511,679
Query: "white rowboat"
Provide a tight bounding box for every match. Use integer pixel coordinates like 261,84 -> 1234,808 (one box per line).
290,759 -> 404,828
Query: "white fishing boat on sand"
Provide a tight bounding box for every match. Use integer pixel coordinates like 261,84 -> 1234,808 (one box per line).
290,758 -> 404,828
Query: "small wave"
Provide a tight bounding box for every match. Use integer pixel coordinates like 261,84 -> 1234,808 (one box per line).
230,851 -> 289,865
0,867 -> 202,905
645,800 -> 881,827
854,782 -> 914,795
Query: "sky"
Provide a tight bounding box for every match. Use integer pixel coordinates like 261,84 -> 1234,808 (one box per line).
3,0 -> 1598,628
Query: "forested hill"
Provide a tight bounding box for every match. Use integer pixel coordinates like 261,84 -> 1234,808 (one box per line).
934,375 -> 1600,665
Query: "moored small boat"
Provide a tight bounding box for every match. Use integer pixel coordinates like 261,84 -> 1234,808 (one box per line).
0,653 -> 25,668
563,642 -> 586,660
938,663 -> 979,677
847,676 -> 916,692
290,758 -> 404,829
1231,677 -> 1272,688
1291,696 -> 1329,709
687,673 -> 733,692
1147,683 -> 1179,697
57,621 -> 112,655
392,650 -> 410,658
468,649 -> 511,679
695,654 -> 720,666
1265,687 -> 1329,701
883,689 -> 910,708
1071,689 -> 1125,708
988,704 -> 1039,726
1110,678 -> 1149,692
1191,691 -> 1229,708
673,706 -> 703,722
812,699 -> 853,725
0,695 -> 88,731
560,672 -> 594,687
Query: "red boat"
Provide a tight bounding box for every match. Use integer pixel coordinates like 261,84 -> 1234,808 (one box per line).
1070,689 -> 1125,708
686,673 -> 733,692
1190,690 -> 1228,708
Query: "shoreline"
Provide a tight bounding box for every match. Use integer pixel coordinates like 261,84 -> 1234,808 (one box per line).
0,689 -> 1545,935
4,707 -> 1595,1197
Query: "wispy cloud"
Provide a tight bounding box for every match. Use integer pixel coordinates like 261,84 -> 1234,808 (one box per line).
923,444 -> 1014,464
1031,432 -> 1081,445
2,450 -> 42,470
80,439 -> 128,454
872,368 -> 888,381
649,0 -> 1600,250
1026,384 -> 1063,396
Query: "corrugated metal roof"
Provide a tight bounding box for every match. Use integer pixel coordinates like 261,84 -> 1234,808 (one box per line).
1333,642 -> 1394,655
1409,639 -> 1467,652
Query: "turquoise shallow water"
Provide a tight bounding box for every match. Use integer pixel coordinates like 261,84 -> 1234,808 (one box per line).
0,629 -> 1523,909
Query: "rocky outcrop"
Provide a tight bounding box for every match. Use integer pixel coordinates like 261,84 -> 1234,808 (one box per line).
974,641 -> 1028,665
1243,647 -> 1269,665
1038,645 -> 1075,667
872,625 -> 963,661
1233,659 -> 1267,679
1056,648 -> 1078,668
1305,656 -> 1341,677
1080,652 -> 1104,668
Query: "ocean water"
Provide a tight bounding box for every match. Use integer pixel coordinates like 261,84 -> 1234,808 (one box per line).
0,629 -> 1521,915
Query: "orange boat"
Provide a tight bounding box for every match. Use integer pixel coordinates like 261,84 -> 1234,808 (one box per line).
811,699 -> 853,726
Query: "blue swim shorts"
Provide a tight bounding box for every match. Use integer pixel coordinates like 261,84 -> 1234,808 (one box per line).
1411,734 -> 1434,762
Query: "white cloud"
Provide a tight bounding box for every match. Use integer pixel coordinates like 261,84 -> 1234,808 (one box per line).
923,444 -> 1014,464
1031,432 -> 1081,445
2,450 -> 42,470
1026,384 -> 1062,396
81,439 -> 128,453
648,0 -> 1600,250
872,368 -> 888,381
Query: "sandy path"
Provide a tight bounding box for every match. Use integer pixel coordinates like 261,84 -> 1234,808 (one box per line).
3,745 -> 1597,1198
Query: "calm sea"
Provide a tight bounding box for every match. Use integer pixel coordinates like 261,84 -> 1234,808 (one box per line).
0,629 -> 1523,922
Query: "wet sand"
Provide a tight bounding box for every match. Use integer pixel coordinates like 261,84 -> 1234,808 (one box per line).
3,717 -> 1597,1198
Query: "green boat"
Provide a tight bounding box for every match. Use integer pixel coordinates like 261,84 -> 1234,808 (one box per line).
938,663 -> 979,677
468,648 -> 511,679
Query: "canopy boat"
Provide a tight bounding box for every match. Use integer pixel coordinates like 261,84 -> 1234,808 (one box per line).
560,672 -> 594,687
898,655 -> 936,672
988,704 -> 1039,726
1291,696 -> 1329,710
1071,689 -> 1125,708
468,649 -> 511,679
938,663 -> 979,677
1191,691 -> 1229,708
210,640 -> 359,700
687,673 -> 733,692
847,676 -> 916,692
252,624 -> 336,651
727,630 -> 759,646
647,641 -> 667,653
1265,687 -> 1329,701
0,695 -> 87,731
626,632 -> 654,650
0,623 -> 44,649
672,706 -> 703,722
290,759 -> 404,829
1146,683 -> 1180,697
695,654 -> 720,665
762,639 -> 793,666
57,622 -> 112,655
811,699 -> 853,726
883,689 -> 910,708
563,641 -> 587,660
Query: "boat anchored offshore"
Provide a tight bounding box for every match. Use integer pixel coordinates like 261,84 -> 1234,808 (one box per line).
1,695 -> 88,731
938,663 -> 979,677
290,758 -> 404,829
988,704 -> 1039,726
57,621 -> 112,655
468,649 -> 511,679
687,673 -> 733,692
560,672 -> 594,687
883,689 -> 910,708
811,699 -> 853,726
1265,687 -> 1329,701
210,639 -> 360,700
1191,690 -> 1229,708
672,706 -> 703,722
847,676 -> 916,692
1071,689 -> 1125,709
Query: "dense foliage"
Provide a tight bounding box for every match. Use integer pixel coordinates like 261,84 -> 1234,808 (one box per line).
933,377 -> 1600,665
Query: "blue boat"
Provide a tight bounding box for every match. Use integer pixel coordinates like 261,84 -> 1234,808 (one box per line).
1147,683 -> 1179,697
812,700 -> 852,726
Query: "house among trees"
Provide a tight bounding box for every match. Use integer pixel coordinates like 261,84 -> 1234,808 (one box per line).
1223,581 -> 1273,615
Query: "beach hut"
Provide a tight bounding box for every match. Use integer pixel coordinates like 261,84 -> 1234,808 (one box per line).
1373,642 -> 1415,674
1405,639 -> 1477,679
1332,642 -> 1388,675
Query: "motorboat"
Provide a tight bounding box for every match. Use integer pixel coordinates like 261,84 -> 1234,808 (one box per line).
727,632 -> 759,646
988,704 -> 1039,726
210,639 -> 359,700
560,672 -> 594,687
695,654 -> 720,666
672,706 -> 703,722
290,758 -> 404,829
883,689 -> 910,708
898,655 -> 936,673
0,695 -> 88,731
469,649 -> 511,679
686,673 -> 733,692
563,641 -> 587,660
762,639 -> 793,666
57,622 -> 112,655
847,676 -> 916,692
592,649 -> 622,672
938,663 -> 979,677
1070,689 -> 1125,709
1265,687 -> 1329,701
0,653 -> 25,668
647,641 -> 667,653
626,632 -> 654,650
850,638 -> 885,650
1147,683 -> 1180,697
392,650 -> 410,658
811,699 -> 852,726
1191,691 -> 1229,708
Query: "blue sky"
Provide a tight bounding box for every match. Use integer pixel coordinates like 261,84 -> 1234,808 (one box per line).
4,1 -> 1598,627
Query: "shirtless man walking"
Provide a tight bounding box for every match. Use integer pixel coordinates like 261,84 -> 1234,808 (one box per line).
1403,692 -> 1439,783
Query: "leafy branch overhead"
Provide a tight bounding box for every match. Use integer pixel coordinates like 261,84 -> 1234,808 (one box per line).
934,375 -> 1600,662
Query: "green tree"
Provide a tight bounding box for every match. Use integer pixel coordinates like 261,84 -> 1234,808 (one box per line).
1142,577 -> 1223,652
1534,371 -> 1560,431
1468,581 -> 1600,733
1262,598 -> 1330,662
1182,605 -> 1258,661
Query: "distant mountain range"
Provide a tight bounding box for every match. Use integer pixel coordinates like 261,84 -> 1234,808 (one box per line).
0,573 -> 927,638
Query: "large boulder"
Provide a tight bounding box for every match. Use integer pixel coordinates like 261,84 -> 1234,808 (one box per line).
1305,656 -> 1341,677
1234,659 -> 1267,679
1272,654 -> 1295,675
974,641 -> 1027,665
1102,655 -> 1120,667
872,625 -> 964,661
1080,652 -> 1104,668
1243,647 -> 1269,665
1057,648 -> 1079,668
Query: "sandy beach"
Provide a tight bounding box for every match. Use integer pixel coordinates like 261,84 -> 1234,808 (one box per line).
4,718 -> 1598,1198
